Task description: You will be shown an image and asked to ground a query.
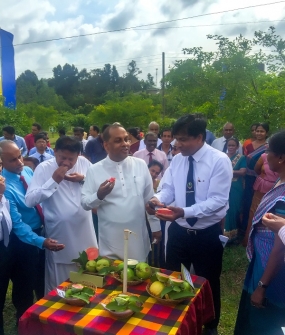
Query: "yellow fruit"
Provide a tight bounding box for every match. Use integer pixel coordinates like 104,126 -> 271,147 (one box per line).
149,281 -> 165,296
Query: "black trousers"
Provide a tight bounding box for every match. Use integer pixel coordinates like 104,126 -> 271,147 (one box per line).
0,233 -> 43,335
166,222 -> 224,329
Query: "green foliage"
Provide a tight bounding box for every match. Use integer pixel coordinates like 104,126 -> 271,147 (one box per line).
0,104 -> 31,136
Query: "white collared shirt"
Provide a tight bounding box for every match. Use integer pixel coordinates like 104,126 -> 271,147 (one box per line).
211,136 -> 242,154
278,226 -> 285,245
155,143 -> 233,229
0,195 -> 12,241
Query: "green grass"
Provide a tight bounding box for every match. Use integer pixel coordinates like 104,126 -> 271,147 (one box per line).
3,245 -> 248,335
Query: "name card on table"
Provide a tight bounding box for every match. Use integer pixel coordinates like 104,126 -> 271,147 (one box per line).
181,264 -> 194,289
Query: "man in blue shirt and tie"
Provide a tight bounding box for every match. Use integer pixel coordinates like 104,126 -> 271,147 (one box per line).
29,133 -> 53,163
0,140 -> 64,332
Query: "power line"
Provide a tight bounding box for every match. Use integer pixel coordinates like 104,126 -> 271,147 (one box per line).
131,19 -> 285,30
13,1 -> 285,47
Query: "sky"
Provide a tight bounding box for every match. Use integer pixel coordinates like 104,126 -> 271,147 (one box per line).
1,0 -> 285,83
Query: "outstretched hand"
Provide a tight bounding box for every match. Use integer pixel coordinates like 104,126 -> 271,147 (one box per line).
43,238 -> 65,252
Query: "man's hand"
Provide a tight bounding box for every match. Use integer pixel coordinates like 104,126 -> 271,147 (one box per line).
64,173 -> 84,183
43,238 -> 65,252
52,166 -> 69,184
0,176 -> 6,195
155,205 -> 184,222
97,180 -> 115,200
152,231 -> 162,244
250,287 -> 266,309
146,197 -> 164,215
262,213 -> 285,233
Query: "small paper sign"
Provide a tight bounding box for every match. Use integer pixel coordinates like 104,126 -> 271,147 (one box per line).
56,288 -> 66,298
181,264 -> 194,289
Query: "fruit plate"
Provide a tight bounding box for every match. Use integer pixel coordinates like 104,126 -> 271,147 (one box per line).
111,272 -> 144,286
61,282 -> 97,307
101,292 -> 137,318
146,283 -> 188,305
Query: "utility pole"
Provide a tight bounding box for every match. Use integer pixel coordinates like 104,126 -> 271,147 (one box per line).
162,52 -> 165,117
155,68 -> 158,86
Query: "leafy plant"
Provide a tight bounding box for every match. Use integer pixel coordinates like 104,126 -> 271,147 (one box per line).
105,294 -> 143,313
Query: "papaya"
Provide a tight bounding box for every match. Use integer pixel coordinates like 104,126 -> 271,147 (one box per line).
156,208 -> 174,216
85,247 -> 99,261
108,177 -> 116,183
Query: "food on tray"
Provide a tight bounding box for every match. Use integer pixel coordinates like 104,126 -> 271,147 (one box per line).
71,247 -> 110,275
105,293 -> 143,313
63,284 -> 95,304
147,272 -> 195,301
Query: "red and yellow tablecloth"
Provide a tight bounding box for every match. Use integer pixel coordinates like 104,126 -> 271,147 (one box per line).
19,270 -> 214,335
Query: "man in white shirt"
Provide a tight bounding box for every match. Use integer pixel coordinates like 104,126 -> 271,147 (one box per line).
29,133 -> 53,163
81,125 -> 162,261
262,213 -> 285,245
25,136 -> 98,293
211,122 -> 242,154
147,114 -> 232,335
138,121 -> 162,150
0,175 -> 12,335
133,133 -> 169,175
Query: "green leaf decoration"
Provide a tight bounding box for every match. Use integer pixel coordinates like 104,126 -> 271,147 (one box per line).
78,267 -> 84,274
173,286 -> 181,292
168,290 -> 196,300
160,286 -> 173,298
97,266 -> 114,276
71,292 -> 90,304
128,303 -> 142,313
128,296 -> 140,303
106,301 -> 127,312
82,287 -> 95,296
149,273 -> 158,283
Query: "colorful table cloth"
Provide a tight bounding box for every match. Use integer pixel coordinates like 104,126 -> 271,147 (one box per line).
19,271 -> 214,335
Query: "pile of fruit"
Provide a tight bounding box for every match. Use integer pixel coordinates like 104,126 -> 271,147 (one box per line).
64,284 -> 95,304
105,293 -> 143,313
71,247 -> 111,274
148,272 -> 195,300
99,259 -> 153,282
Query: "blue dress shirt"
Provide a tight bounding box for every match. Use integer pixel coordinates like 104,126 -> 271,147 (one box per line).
2,166 -> 45,249
29,146 -> 54,156
0,135 -> 28,157
29,151 -> 54,162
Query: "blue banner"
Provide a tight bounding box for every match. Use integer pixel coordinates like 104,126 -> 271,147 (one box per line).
0,29 -> 16,108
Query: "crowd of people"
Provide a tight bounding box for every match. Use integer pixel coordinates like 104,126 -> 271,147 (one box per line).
0,115 -> 284,335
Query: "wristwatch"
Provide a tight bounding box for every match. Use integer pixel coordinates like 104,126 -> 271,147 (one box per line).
79,177 -> 85,186
258,281 -> 268,289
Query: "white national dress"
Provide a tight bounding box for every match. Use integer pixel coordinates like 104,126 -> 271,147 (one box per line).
81,156 -> 160,262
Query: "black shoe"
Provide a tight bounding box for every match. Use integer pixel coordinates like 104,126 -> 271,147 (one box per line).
202,327 -> 218,335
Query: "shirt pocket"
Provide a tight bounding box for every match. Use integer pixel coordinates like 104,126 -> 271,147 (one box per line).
133,176 -> 145,196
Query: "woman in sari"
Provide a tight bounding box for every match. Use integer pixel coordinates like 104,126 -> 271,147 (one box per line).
243,153 -> 279,245
224,138 -> 246,241
241,123 -> 269,237
234,130 -> 285,335
242,123 -> 258,154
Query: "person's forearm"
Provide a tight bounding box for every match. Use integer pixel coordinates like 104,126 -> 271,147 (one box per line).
25,178 -> 58,207
233,169 -> 246,177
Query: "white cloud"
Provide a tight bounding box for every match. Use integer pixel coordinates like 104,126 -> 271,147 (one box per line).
0,0 -> 284,81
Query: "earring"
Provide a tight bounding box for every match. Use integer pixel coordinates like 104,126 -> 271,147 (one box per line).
279,161 -> 282,164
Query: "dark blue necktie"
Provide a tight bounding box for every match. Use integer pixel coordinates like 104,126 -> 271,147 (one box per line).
40,154 -> 44,163
186,156 -> 197,227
